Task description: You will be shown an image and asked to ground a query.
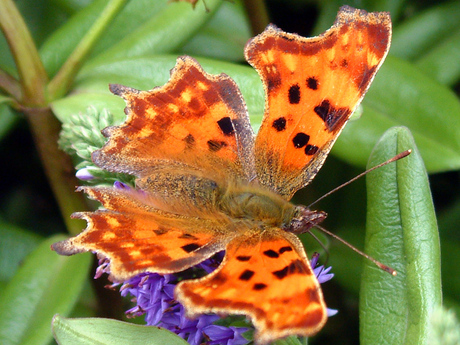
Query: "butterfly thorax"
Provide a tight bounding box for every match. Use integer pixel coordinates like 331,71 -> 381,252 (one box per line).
219,184 -> 326,232
219,184 -> 294,227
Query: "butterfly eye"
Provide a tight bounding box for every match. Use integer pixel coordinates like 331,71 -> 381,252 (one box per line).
285,206 -> 327,234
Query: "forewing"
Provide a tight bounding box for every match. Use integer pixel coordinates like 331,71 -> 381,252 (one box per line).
246,6 -> 391,199
93,56 -> 255,182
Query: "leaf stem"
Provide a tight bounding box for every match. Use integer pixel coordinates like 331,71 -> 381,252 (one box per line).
0,0 -> 48,106
0,0 -> 90,235
0,68 -> 22,100
47,0 -> 128,101
23,106 -> 89,235
242,0 -> 270,35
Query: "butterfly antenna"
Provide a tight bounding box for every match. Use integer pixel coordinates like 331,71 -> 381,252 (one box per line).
314,224 -> 397,276
308,150 -> 411,208
306,230 -> 331,265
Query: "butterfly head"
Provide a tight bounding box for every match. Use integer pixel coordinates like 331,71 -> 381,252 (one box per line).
285,206 -> 327,235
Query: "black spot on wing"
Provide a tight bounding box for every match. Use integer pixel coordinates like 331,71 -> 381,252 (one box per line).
272,117 -> 286,132
314,99 -> 351,131
181,243 -> 201,253
267,76 -> 282,91
263,249 -> 279,258
306,77 -> 318,90
236,255 -> 251,262
288,84 -> 301,104
239,269 -> 255,281
207,140 -> 227,152
184,134 -> 195,148
272,259 -> 309,280
217,117 -> 234,136
292,132 -> 310,148
279,246 -> 293,254
272,266 -> 288,279
253,283 -> 268,290
305,144 -> 319,155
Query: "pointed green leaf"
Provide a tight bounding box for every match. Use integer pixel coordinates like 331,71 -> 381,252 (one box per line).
181,0 -> 251,62
0,222 -> 41,283
391,0 -> 460,60
360,127 -> 441,345
86,0 -> 222,67
40,0 -> 110,77
0,235 -> 91,345
40,0 -> 169,77
52,315 -> 189,345
334,56 -> 460,173
272,335 -> 303,345
415,27 -> 460,86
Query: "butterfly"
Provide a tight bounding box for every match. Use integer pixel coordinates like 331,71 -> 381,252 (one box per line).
53,6 -> 391,344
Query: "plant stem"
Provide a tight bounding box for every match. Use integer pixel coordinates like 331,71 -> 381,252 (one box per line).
0,0 -> 89,234
24,106 -> 88,235
47,0 -> 128,101
242,0 -> 270,35
0,0 -> 48,106
0,69 -> 22,100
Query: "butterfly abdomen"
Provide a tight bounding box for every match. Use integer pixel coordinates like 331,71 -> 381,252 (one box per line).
136,170 -> 222,215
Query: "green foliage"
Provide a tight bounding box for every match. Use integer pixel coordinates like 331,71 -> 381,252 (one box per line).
0,235 -> 91,345
0,0 -> 458,344
361,127 -> 441,344
58,106 -> 134,184
428,306 -> 460,345
52,315 -> 189,345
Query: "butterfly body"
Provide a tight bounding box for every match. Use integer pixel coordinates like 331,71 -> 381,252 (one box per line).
53,6 -> 391,344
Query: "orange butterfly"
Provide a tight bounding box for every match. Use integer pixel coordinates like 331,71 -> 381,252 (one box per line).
53,6 -> 391,344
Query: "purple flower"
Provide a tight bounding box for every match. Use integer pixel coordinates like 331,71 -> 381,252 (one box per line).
114,252 -> 337,344
118,254 -> 249,345
76,167 -> 95,181
113,181 -> 131,190
204,325 -> 249,345
310,253 -> 338,316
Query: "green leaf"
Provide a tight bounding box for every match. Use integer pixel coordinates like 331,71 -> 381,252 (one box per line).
52,315 -> 189,345
181,0 -> 251,62
51,55 -> 264,127
84,0 -> 168,58
333,56 -> 460,173
313,0 -> 405,36
415,27 -> 460,86
39,0 -> 109,77
0,235 -> 91,345
360,127 -> 441,345
272,335 -> 303,345
0,104 -> 17,141
428,306 -> 460,345
0,222 -> 41,283
391,0 -> 460,60
40,0 -> 169,77
86,0 -> 223,68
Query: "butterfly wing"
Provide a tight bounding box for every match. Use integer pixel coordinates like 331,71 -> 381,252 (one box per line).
52,186 -> 234,281
176,229 -> 327,344
93,56 -> 255,183
246,6 -> 391,199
